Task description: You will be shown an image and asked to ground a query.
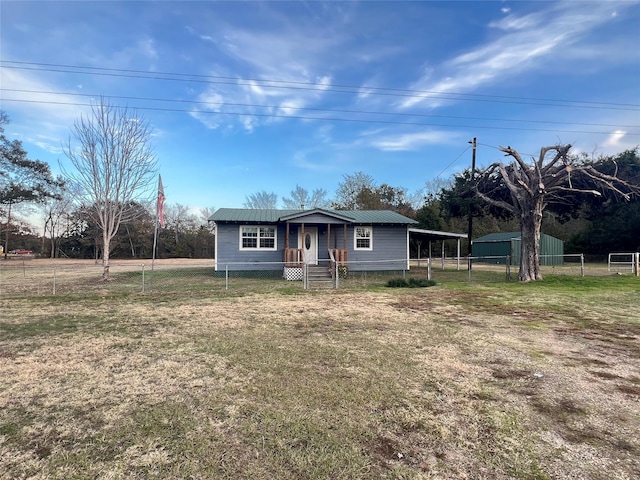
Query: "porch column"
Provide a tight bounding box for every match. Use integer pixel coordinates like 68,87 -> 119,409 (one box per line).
285,222 -> 290,249
457,239 -> 461,270
442,241 -> 445,270
343,224 -> 347,251
301,223 -> 305,264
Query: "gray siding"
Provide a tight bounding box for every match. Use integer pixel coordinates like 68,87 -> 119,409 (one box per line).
347,225 -> 409,271
216,223 -> 287,270
216,223 -> 410,271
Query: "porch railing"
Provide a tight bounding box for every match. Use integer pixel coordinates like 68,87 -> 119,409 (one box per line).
329,248 -> 348,275
284,248 -> 304,267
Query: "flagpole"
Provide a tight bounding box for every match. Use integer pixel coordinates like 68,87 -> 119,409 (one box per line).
151,174 -> 165,291
151,209 -> 158,290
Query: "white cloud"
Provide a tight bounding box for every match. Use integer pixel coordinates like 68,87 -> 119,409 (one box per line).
603,130 -> 627,148
490,11 -> 542,31
279,99 -> 304,117
314,125 -> 334,144
183,14 -> 340,132
369,130 -> 457,151
137,37 -> 158,61
0,68 -> 91,153
399,1 -> 637,110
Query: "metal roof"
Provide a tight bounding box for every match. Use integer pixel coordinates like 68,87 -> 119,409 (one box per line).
209,208 -> 418,224
473,232 -> 521,243
279,208 -> 356,222
474,231 -> 562,243
209,208 -> 298,223
473,232 -> 520,243
408,227 -> 468,240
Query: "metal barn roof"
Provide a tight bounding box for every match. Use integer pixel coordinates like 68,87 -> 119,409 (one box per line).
474,232 -> 522,243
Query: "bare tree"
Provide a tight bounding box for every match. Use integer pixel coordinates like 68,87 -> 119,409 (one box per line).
474,144 -> 639,282
41,183 -> 77,258
164,203 -> 194,243
63,98 -> 157,280
332,171 -> 375,210
282,185 -> 329,209
199,206 -> 217,231
244,191 -> 278,209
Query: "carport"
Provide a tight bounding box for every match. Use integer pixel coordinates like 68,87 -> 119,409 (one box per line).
408,228 -> 469,270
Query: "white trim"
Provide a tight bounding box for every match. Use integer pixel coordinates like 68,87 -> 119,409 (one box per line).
406,227 -> 411,270
213,222 -> 218,270
354,226 -> 373,251
239,225 -> 278,251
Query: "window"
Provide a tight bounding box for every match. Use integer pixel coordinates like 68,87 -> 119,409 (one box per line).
354,226 -> 373,250
240,226 -> 277,250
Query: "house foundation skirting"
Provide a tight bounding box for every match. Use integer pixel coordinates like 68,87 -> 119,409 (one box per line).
283,266 -> 304,281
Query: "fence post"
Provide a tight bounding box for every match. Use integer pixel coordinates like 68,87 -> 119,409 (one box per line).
225,264 -> 229,290
468,256 -> 472,282
53,268 -> 56,295
303,263 -> 307,290
335,262 -> 339,289
427,258 -> 432,281
635,252 -> 639,277
580,254 -> 585,277
506,256 -> 511,281
141,264 -> 145,293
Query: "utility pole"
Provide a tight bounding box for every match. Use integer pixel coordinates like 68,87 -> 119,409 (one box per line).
467,137 -> 477,256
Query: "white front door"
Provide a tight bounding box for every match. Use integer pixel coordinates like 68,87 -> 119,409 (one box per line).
299,227 -> 318,265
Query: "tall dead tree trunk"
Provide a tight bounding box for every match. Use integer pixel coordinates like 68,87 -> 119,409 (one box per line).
520,196 -> 544,281
474,144 -> 638,282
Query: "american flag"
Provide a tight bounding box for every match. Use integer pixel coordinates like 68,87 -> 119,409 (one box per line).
157,175 -> 165,228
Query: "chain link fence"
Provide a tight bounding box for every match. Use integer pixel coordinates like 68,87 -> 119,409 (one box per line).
1,254 -> 637,298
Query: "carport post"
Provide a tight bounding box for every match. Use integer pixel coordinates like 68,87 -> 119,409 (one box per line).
441,242 -> 445,270
456,239 -> 461,270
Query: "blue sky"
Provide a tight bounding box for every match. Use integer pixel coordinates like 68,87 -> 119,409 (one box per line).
2,0 -> 639,216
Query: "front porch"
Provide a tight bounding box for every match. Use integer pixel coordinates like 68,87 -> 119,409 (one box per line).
282,215 -> 350,283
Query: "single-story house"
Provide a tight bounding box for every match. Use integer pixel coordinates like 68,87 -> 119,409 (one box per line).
208,207 -> 420,276
473,231 -> 564,266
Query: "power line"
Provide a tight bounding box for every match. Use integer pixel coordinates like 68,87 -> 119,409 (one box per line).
4,97 -> 638,136
2,61 -> 639,111
435,145 -> 472,179
3,88 -> 637,130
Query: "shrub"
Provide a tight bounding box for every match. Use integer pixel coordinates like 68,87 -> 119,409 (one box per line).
387,278 -> 437,288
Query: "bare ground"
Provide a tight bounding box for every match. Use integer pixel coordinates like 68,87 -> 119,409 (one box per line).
0,285 -> 638,479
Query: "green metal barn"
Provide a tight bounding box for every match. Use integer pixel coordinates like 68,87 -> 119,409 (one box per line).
472,232 -> 564,266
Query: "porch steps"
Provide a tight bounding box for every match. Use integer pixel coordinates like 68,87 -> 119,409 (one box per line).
307,266 -> 334,289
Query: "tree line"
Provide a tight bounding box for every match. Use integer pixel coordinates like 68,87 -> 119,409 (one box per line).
1,99 -> 638,281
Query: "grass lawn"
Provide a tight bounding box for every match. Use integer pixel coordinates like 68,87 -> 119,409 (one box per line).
1,275 -> 639,479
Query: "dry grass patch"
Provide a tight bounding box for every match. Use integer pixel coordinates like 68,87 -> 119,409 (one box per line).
1,278 -> 639,479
